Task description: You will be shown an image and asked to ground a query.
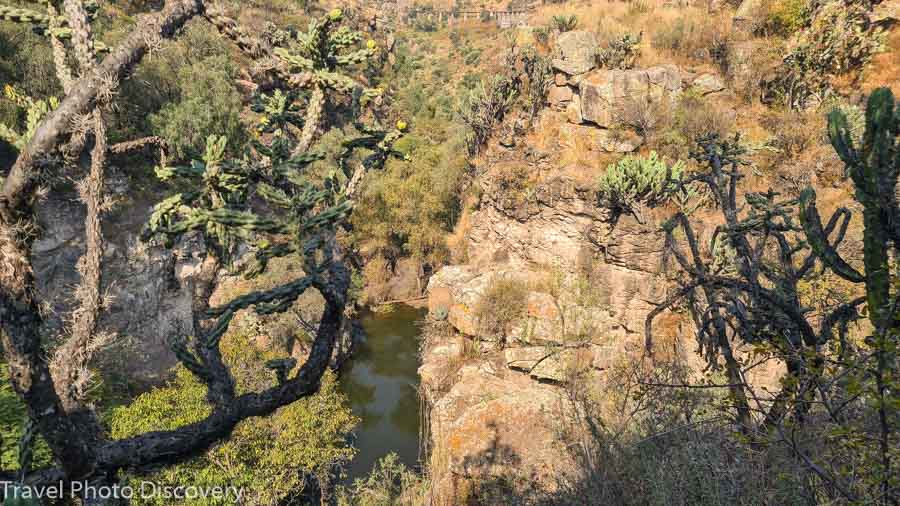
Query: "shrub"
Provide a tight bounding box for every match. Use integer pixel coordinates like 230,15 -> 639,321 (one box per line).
335,453 -> 428,506
656,92 -> 735,160
109,336 -> 357,505
149,54 -> 247,160
551,14 -> 578,33
651,15 -> 730,63
762,0 -> 809,35
596,152 -> 687,221
597,33 -> 642,70
113,21 -> 231,144
474,276 -> 528,345
765,0 -> 885,108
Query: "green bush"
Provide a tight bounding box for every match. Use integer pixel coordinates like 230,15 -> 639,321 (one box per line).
108,336 -> 357,505
112,21 -> 233,145
763,0 -> 809,35
149,54 -> 247,160
335,453 -> 428,506
474,276 -> 528,344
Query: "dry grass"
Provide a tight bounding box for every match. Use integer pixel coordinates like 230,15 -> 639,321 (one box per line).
858,27 -> 900,94
530,0 -> 735,70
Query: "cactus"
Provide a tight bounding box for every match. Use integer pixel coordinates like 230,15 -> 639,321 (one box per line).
597,32 -> 642,70
335,121 -> 408,199
273,10 -> 378,156
0,2 -> 107,51
596,151 -> 689,221
801,87 -> 899,330
146,130 -> 354,373
769,1 -> 884,109
0,85 -> 59,151
550,14 -> 577,32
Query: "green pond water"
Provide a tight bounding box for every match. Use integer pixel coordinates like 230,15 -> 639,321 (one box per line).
339,304 -> 425,481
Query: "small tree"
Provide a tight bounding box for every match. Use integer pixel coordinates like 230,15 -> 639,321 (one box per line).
0,0 -> 403,497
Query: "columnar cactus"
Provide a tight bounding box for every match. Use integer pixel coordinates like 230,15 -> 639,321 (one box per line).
801,87 -> 899,330
273,9 -> 378,155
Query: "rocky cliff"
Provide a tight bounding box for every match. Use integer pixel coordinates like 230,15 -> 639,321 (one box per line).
417,27 -> 785,501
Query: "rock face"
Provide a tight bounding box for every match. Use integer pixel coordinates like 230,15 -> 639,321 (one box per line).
34,173 -> 196,383
692,73 -> 726,95
551,30 -> 598,75
420,129 -> 696,501
467,172 -> 601,269
578,65 -> 682,127
421,350 -> 579,503
548,84 -> 574,107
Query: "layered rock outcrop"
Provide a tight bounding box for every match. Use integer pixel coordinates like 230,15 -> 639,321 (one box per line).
419,146 -> 687,501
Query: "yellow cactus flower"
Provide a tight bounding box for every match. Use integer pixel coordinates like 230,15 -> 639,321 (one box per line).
396,120 -> 408,131
367,39 -> 377,50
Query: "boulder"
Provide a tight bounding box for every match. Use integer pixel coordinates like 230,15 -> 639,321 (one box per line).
504,346 -> 590,382
551,30 -> 598,75
579,65 -> 681,128
554,73 -> 568,86
566,94 -> 583,123
692,73 -> 726,95
557,123 -> 642,153
595,129 -> 643,153
548,84 -> 574,106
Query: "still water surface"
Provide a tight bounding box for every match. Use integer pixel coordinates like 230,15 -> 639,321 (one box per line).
339,304 -> 425,482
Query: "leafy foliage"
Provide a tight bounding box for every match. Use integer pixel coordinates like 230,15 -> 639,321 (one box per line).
149,54 -> 246,160
109,340 -> 357,505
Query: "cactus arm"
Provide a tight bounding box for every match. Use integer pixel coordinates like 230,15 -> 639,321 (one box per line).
293,83 -> 324,156
798,188 -> 865,283
863,89 -> 898,207
0,4 -> 53,27
828,108 -> 861,182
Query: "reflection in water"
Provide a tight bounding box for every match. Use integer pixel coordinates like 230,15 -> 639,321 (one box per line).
339,304 -> 424,482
